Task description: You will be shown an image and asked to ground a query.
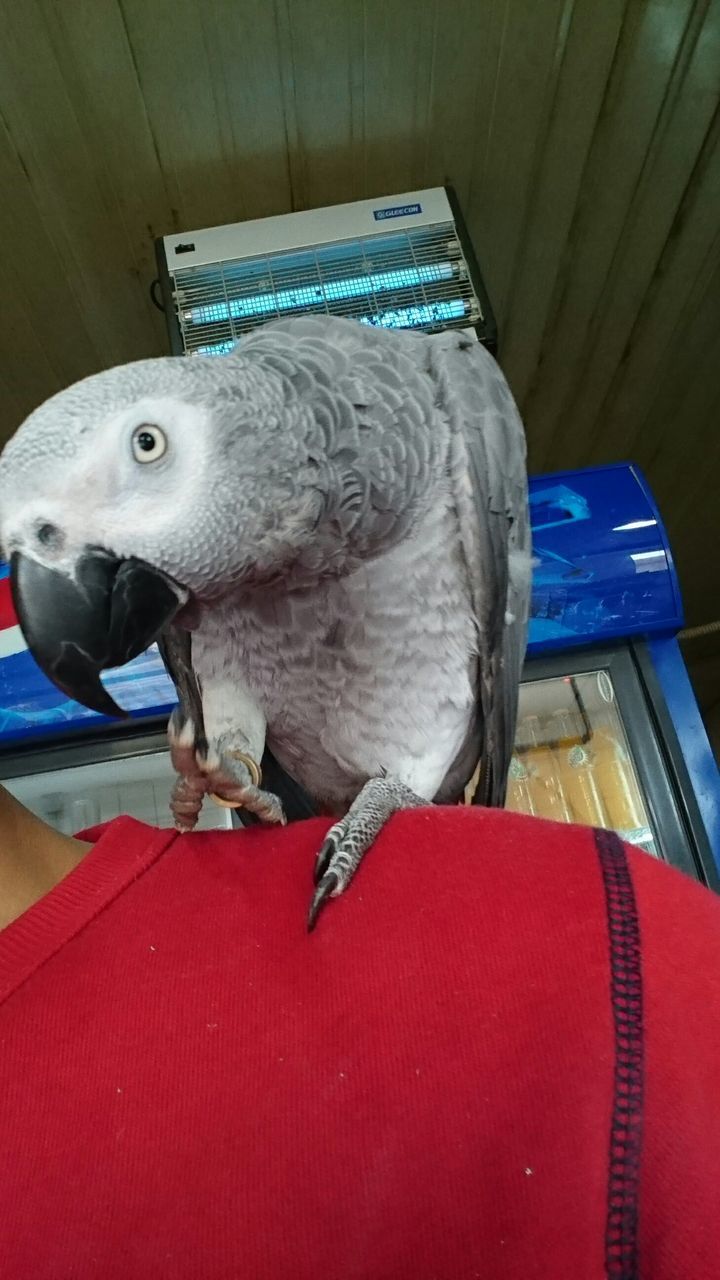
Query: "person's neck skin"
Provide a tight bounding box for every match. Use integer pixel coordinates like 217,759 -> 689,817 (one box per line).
0,787 -> 91,930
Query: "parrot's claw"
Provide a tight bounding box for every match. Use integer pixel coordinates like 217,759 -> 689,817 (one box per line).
168,712 -> 284,832
313,835 -> 336,884
307,871 -> 340,931
307,775 -> 425,931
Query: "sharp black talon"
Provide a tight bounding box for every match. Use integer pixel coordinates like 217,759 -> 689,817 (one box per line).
307,871 -> 339,932
314,837 -> 336,885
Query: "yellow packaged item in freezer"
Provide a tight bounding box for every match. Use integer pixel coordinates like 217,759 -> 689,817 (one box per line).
505,753 -> 537,816
523,715 -> 573,822
551,710 -> 608,828
591,717 -> 647,833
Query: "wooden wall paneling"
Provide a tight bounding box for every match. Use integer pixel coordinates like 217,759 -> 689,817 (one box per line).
196,0 -> 294,222
0,284 -> 57,434
0,117 -> 102,419
115,0 -> 235,232
673,490 -> 720,629
0,376 -> 30,443
520,0 -> 701,468
35,0 -> 175,354
500,0 -> 627,403
644,283 -> 720,626
547,0 -> 720,468
274,0 -> 366,211
649,312 -> 720,529
422,0 -> 506,213
583,111 -> 720,473
655,319 -> 720,515
462,0 -> 578,334
646,270 -> 720,540
357,0 -> 441,198
0,253 -> 63,430
0,0 -> 155,369
118,0 -> 286,234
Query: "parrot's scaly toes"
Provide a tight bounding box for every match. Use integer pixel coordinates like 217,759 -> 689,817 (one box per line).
307,872 -> 340,932
307,776 -> 426,932
168,713 -> 211,833
171,797 -> 203,834
313,827 -> 346,884
170,772 -> 208,832
200,748 -> 285,825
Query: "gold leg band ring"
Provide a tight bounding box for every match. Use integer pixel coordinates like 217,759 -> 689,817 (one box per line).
209,750 -> 263,809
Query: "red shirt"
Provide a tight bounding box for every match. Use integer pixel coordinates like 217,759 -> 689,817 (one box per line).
0,807 -> 718,1279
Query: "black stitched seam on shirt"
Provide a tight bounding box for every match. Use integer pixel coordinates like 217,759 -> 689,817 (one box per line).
594,826 -> 644,1280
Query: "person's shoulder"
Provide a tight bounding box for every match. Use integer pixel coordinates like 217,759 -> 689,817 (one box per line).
175,804 -> 602,885
93,806 -> 720,954
174,804 -> 715,908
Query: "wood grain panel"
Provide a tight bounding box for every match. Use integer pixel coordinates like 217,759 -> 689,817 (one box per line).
547,1 -> 720,468
464,0 -> 575,330
423,0 -> 505,210
359,0 -> 439,197
277,0 -> 366,209
0,0 -> 151,366
500,0 -> 627,403
520,0 -> 703,462
0,115 -> 101,394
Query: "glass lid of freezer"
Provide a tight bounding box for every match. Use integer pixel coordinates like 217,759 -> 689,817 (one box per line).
505,669 -> 657,857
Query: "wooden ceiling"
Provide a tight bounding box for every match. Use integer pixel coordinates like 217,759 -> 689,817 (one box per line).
0,0 -> 718,730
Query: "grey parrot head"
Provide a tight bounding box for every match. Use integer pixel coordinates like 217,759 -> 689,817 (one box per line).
0,351 -> 330,716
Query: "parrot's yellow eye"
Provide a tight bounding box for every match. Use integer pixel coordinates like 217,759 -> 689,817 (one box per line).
131,424 -> 167,464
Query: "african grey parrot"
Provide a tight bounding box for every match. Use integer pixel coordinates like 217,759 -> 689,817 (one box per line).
0,315 -> 530,927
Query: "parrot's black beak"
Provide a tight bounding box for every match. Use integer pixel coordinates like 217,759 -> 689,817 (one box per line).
10,549 -> 188,718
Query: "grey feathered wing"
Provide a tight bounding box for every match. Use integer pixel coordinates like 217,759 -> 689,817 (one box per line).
433,334 -> 531,807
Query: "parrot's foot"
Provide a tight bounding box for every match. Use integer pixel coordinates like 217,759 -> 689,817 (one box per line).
168,711 -> 284,832
308,775 -> 425,931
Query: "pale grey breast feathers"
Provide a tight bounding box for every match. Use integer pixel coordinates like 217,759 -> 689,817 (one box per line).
230,317 -> 530,805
